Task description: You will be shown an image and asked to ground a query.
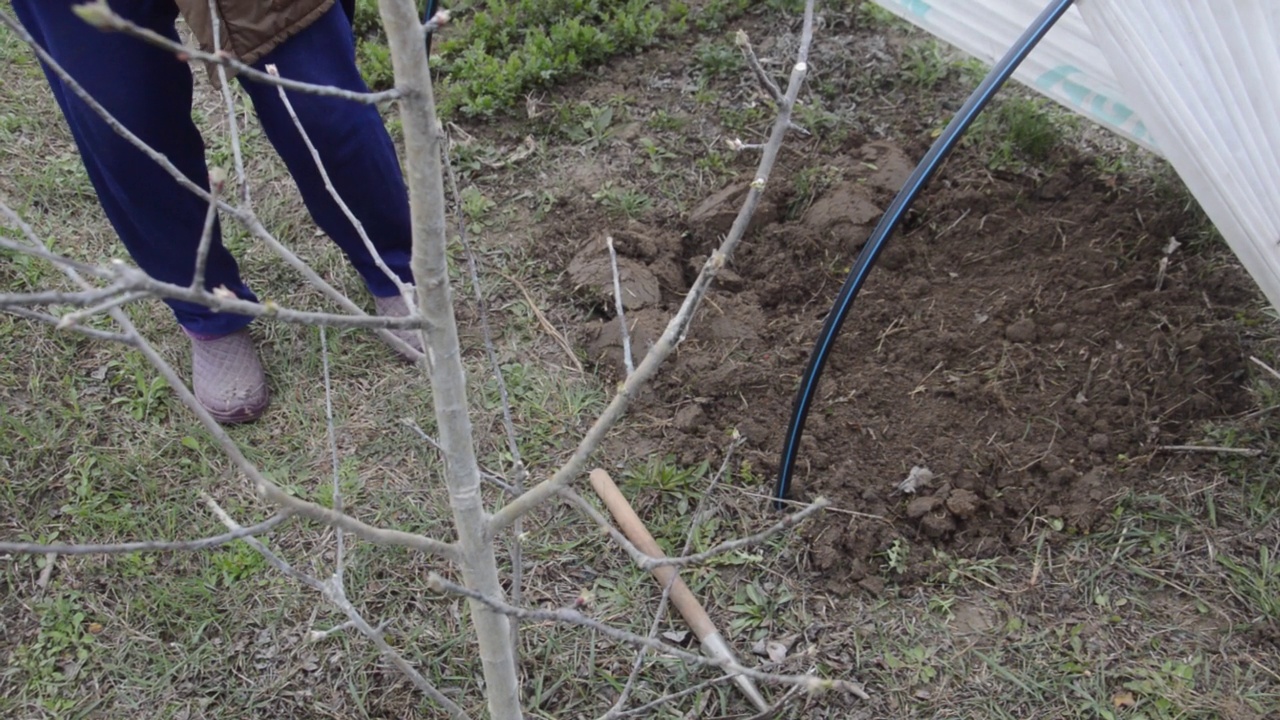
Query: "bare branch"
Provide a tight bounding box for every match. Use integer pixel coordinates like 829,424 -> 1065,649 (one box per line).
609,675 -> 740,719
558,487 -> 654,567
204,496 -> 472,720
427,573 -> 868,699
320,325 -> 346,580
206,0 -> 249,209
203,496 -> 325,591
606,235 -> 635,376
0,282 -> 124,308
259,482 -> 460,560
401,418 -> 519,495
0,11 -> 422,360
422,9 -> 452,34
0,234 -> 116,279
1,202 -> 458,563
378,0 -> 522,711
0,513 -> 291,556
558,481 -> 825,573
1,307 -> 136,344
191,168 -> 224,291
489,1 -> 817,534
70,1 -> 399,105
641,498 -> 827,570
266,64 -> 412,297
734,29 -> 783,103
55,290 -> 149,329
309,617 -> 392,641
58,264 -> 427,330
323,583 -> 473,720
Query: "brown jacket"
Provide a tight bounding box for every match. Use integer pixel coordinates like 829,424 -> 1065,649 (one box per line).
178,0 -> 335,67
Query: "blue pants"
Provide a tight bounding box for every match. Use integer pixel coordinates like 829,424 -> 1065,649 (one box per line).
13,0 -> 414,336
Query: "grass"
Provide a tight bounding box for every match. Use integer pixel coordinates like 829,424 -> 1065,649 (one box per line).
4,0 -> 1280,717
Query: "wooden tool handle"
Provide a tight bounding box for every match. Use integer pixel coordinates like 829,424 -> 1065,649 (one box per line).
588,468 -> 770,712
588,468 -> 717,639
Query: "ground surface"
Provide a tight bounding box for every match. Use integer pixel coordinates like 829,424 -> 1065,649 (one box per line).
3,1 -> 1280,719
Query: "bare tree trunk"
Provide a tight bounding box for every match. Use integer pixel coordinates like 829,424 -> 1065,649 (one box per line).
375,2 -> 524,718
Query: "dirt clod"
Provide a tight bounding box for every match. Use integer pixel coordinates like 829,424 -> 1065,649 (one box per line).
945,489 -> 981,519
1005,318 -> 1038,343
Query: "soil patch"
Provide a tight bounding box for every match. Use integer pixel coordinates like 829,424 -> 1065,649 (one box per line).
542,134 -> 1256,591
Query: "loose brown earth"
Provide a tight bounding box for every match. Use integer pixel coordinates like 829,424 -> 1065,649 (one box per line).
532,86 -> 1256,595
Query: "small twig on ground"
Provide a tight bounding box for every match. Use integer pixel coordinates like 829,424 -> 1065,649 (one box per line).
605,235 -> 635,376
725,486 -> 892,522
610,675 -> 740,718
497,268 -> 584,373
34,553 -> 56,593
1250,355 -> 1280,384
1157,445 -> 1263,457
742,677 -> 807,720
428,573 -> 868,699
0,513 -> 291,556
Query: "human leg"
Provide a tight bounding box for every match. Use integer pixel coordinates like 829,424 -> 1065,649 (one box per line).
237,2 -> 416,301
12,0 -> 268,421
11,0 -> 259,336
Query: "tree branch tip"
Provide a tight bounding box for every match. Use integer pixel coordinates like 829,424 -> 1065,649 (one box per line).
72,1 -> 115,30
734,29 -> 749,46
266,63 -> 280,76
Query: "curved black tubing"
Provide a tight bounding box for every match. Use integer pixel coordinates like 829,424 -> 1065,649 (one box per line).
773,0 -> 1077,508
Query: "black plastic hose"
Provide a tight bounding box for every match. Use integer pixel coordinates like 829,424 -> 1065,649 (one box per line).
773,0 -> 1077,508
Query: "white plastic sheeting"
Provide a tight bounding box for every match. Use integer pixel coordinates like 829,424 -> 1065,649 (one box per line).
872,0 -> 1280,313
871,0 -> 1158,152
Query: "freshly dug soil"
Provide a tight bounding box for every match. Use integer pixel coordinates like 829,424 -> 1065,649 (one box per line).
545,131 -> 1255,591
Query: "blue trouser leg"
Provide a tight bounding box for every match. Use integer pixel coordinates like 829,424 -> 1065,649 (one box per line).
13,0 -> 414,338
240,3 -> 414,298
12,0 -> 257,336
